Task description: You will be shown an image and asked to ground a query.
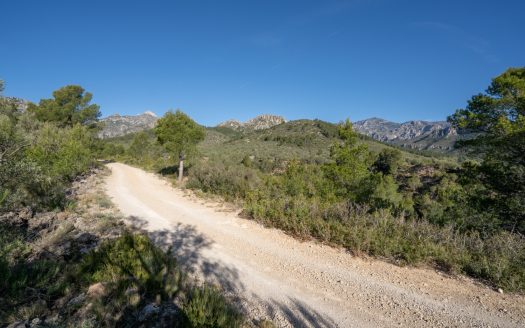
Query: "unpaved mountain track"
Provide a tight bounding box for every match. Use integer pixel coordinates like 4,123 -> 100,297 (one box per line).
105,163 -> 525,328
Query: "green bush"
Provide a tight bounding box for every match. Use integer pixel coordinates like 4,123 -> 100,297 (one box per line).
82,233 -> 184,302
183,286 -> 243,328
373,148 -> 403,175
0,107 -> 98,211
0,224 -> 74,324
187,161 -> 261,201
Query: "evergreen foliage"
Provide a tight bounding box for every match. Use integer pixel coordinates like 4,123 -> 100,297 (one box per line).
155,110 -> 205,180
449,67 -> 525,234
27,85 -> 101,128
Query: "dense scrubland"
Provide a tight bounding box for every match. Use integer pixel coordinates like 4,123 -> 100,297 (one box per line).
106,68 -> 525,293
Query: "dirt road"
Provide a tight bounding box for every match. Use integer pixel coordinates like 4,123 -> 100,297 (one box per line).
105,163 -> 524,327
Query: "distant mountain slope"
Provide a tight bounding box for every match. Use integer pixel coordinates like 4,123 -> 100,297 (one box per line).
99,112 -> 465,153
217,114 -> 286,131
353,118 -> 462,151
98,112 -> 158,138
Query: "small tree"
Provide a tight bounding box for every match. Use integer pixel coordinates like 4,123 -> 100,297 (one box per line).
373,148 -> 402,175
155,110 -> 205,182
27,85 -> 100,127
323,119 -> 371,198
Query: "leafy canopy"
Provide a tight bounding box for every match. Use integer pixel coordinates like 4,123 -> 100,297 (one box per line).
449,67 -> 525,138
155,110 -> 205,159
373,148 -> 403,175
449,67 -> 525,234
28,85 -> 100,127
324,119 -> 371,198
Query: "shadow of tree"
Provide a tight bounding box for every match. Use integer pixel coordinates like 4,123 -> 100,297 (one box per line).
282,297 -> 337,328
250,294 -> 338,328
158,165 -> 178,176
125,215 -> 340,328
126,216 -> 243,298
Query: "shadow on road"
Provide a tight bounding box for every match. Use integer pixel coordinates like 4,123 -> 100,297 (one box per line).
125,215 -> 338,327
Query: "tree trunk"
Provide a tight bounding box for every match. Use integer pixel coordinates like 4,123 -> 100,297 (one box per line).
178,159 -> 184,182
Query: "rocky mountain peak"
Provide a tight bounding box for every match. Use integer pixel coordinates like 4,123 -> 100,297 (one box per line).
217,114 -> 286,131
144,111 -> 157,117
218,119 -> 243,130
98,112 -> 159,138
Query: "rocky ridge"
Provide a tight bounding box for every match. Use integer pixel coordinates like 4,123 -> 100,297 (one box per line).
217,114 -> 286,131
353,117 -> 460,151
98,111 -> 158,138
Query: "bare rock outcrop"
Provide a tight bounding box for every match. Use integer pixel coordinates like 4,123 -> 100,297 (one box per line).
217,114 -> 286,131
98,111 -> 158,138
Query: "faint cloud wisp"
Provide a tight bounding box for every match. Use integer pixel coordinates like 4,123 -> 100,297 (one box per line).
412,21 -> 498,63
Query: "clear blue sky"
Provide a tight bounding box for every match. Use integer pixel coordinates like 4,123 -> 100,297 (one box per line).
1,0 -> 523,126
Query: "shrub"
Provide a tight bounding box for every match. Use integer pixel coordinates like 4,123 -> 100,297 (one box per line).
80,233 -> 246,326
183,286 -> 243,328
187,161 -> 261,201
81,233 -> 184,303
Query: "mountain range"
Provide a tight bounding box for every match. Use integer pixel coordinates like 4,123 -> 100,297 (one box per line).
98,112 -> 463,152
353,118 -> 462,151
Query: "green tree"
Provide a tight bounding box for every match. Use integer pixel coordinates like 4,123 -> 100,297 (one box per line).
323,119 -> 371,198
449,67 -> 524,138
155,110 -> 205,182
357,173 -> 403,212
448,67 -> 525,234
373,148 -> 403,175
128,131 -> 152,160
27,85 -> 100,127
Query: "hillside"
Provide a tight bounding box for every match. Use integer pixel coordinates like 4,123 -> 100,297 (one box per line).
108,118 -> 457,168
99,111 -> 471,155
202,119 -> 456,168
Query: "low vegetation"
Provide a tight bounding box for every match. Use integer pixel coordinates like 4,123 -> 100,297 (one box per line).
1,223 -> 244,326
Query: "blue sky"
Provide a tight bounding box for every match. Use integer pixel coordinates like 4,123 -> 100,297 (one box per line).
1,0 -> 523,126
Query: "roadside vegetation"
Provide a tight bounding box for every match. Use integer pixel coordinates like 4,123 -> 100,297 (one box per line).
107,68 -> 525,293
0,81 -> 250,327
